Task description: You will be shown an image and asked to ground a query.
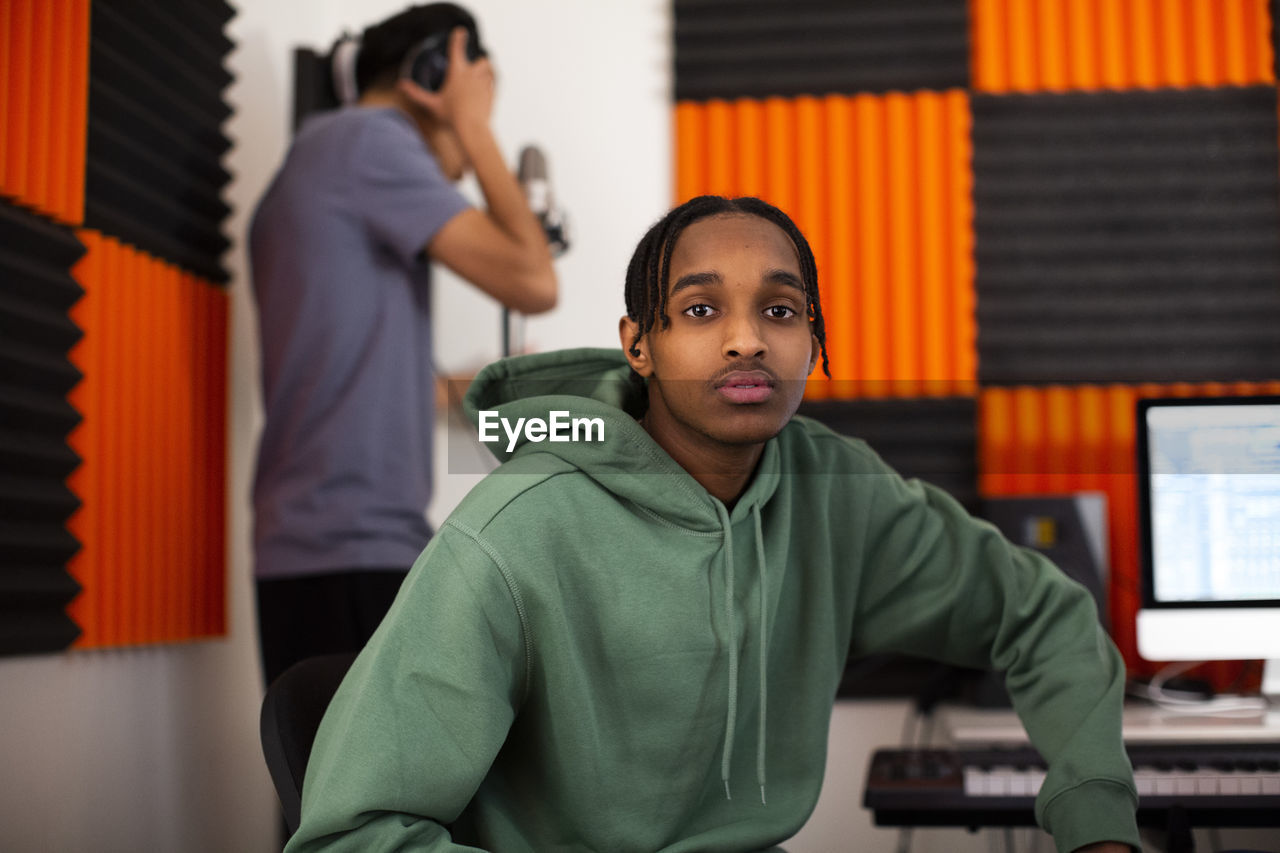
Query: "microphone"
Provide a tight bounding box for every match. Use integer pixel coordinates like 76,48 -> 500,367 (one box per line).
517,144 -> 570,258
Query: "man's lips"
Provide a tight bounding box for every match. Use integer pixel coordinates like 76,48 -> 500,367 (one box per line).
715,370 -> 776,404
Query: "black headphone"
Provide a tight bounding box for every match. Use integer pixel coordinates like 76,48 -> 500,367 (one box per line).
399,25 -> 486,92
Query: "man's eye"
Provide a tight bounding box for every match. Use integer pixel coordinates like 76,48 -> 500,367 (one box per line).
765,305 -> 796,319
684,304 -> 714,318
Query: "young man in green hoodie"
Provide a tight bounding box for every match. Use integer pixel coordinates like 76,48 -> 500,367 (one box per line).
286,196 -> 1140,852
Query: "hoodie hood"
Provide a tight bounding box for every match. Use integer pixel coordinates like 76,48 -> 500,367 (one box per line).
462,347 -> 782,533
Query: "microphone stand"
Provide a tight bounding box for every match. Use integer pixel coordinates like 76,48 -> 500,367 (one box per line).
506,145 -> 567,359
502,308 -> 523,359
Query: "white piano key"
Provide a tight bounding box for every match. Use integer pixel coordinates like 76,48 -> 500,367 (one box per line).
986,767 -> 1013,796
963,767 -> 988,796
1193,774 -> 1219,795
1008,773 -> 1034,797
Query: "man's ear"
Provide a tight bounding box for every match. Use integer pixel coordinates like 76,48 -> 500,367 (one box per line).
619,316 -> 653,377
808,333 -> 820,374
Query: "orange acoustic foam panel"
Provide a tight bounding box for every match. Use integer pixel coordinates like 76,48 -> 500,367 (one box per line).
0,0 -> 90,223
971,0 -> 1275,93
65,230 -> 227,647
674,91 -> 977,400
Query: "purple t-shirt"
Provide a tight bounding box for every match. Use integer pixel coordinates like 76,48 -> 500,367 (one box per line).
249,107 -> 469,580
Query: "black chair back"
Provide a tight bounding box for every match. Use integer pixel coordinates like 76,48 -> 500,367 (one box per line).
260,652 -> 357,833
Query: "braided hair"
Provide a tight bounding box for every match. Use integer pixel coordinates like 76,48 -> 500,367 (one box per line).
623,195 -> 830,378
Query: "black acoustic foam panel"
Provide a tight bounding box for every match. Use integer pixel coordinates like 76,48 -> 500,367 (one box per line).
0,200 -> 84,654
1273,0 -> 1280,82
673,0 -> 969,100
973,86 -> 1280,385
799,397 -> 978,511
84,0 -> 235,284
800,397 -> 978,700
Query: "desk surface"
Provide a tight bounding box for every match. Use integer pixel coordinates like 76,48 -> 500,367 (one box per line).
940,702 -> 1280,746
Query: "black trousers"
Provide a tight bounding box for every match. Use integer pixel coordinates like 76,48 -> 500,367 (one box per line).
255,568 -> 408,687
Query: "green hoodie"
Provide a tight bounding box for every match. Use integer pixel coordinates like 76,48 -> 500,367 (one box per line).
288,348 -> 1139,853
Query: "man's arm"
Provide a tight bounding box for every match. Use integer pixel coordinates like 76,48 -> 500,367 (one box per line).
845,462 -> 1140,852
285,529 -> 526,851
402,28 -> 557,315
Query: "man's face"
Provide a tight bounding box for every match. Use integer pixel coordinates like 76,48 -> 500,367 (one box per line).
621,213 -> 820,455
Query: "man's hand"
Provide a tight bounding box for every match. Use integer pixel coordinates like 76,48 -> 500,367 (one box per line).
397,27 -> 494,132
400,26 -> 558,313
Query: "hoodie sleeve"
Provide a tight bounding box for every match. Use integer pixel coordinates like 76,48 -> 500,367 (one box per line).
284,524 -> 528,853
848,466 -> 1140,853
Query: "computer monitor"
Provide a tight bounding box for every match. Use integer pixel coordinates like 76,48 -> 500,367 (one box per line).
1135,395 -> 1280,697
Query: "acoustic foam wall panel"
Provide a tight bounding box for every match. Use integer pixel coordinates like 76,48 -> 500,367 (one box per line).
673,1 -> 1280,686
0,0 -> 91,224
66,231 -> 227,647
2,0 -> 235,654
0,200 -> 85,654
84,0 -> 235,284
971,0 -> 1274,93
799,397 -> 978,510
973,86 -> 1280,385
674,90 -> 976,399
674,0 -> 970,100
1274,0 -> 1280,77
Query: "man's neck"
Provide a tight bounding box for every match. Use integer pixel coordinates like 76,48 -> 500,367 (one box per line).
358,87 -> 412,116
639,412 -> 764,507
358,89 -> 433,137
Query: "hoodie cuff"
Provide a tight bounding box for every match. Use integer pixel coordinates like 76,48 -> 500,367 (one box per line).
1041,778 -> 1140,853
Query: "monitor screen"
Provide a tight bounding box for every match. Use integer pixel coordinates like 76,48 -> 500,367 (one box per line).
1136,395 -> 1280,663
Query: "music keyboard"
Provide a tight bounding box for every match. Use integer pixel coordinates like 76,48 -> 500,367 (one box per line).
864,744 -> 1280,828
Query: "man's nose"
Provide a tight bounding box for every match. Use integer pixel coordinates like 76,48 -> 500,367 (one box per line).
723,314 -> 766,360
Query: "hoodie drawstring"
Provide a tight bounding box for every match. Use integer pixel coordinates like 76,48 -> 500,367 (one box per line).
752,503 -> 768,806
715,501 -> 738,801
714,501 -> 769,806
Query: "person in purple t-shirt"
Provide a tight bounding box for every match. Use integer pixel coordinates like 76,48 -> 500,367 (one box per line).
248,3 -> 557,686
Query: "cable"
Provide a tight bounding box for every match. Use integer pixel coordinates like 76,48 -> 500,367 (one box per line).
894,704 -> 930,853
916,713 -> 936,748
1137,661 -> 1270,716
899,707 -> 920,748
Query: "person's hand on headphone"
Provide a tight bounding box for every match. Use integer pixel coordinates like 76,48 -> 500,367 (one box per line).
397,27 -> 494,132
